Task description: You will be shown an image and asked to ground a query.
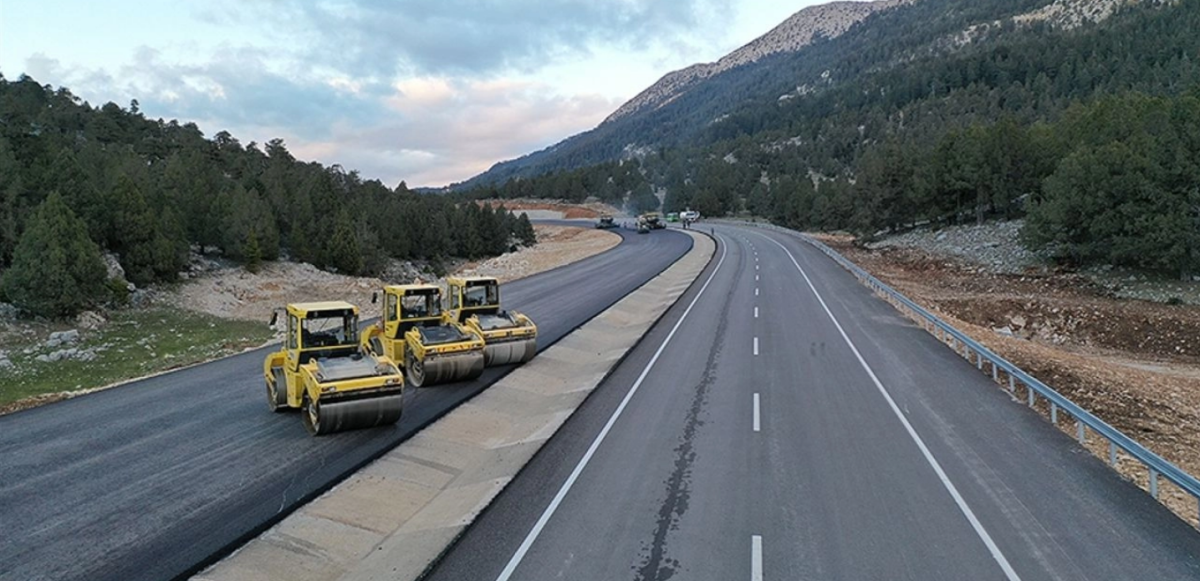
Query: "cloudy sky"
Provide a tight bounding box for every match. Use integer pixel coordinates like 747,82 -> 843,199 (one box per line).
2,1 -> 828,187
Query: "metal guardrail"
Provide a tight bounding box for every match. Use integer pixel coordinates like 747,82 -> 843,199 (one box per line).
724,219 -> 1200,528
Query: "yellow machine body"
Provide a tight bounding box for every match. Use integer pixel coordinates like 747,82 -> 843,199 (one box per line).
639,212 -> 666,230
262,301 -> 405,436
444,276 -> 538,367
360,285 -> 486,388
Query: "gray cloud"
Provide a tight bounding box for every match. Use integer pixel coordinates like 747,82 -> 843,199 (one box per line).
225,0 -> 734,77
25,50 -> 617,187
27,47 -> 390,142
287,77 -> 621,186
17,0 -> 724,187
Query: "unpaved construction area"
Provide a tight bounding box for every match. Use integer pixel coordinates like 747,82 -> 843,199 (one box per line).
170,224 -> 620,322
821,232 -> 1200,523
478,199 -> 621,220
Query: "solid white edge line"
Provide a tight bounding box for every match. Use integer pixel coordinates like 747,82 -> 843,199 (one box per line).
494,234 -> 730,581
753,393 -> 761,432
760,233 -> 1022,581
751,535 -> 763,581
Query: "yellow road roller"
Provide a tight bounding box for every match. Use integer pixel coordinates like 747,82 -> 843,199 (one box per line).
263,301 -> 405,436
444,276 -> 538,367
639,212 -> 666,230
360,284 -> 486,387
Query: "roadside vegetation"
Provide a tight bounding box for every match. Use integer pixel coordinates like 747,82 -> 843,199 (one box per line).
0,308 -> 272,413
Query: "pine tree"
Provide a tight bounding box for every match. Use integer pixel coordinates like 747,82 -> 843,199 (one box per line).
516,213 -> 537,247
2,192 -> 108,317
325,211 -> 362,274
109,173 -> 166,285
0,137 -> 22,265
243,229 -> 262,273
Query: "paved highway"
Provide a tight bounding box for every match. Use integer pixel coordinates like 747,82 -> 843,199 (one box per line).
0,223 -> 691,581
428,223 -> 1200,581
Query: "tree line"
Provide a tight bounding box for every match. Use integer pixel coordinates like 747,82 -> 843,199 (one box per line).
0,75 -> 535,318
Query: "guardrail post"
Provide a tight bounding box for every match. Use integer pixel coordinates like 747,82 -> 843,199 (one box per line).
1051,403 -> 1058,425
1110,441 -> 1118,466
977,352 -> 983,370
1077,421 -> 1086,445
1028,387 -> 1035,407
1150,469 -> 1160,499
991,364 -> 998,381
1008,375 -> 1015,393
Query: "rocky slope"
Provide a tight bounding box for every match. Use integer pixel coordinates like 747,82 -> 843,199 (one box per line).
604,0 -> 914,124
1015,0 -> 1157,29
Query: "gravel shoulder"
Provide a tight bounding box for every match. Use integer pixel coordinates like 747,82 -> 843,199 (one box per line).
167,224 -> 620,323
821,225 -> 1200,525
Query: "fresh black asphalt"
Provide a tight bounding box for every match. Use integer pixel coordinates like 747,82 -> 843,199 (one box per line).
0,221 -> 691,581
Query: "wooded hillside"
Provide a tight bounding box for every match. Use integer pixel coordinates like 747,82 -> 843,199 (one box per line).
0,76 -> 535,317
456,0 -> 1200,278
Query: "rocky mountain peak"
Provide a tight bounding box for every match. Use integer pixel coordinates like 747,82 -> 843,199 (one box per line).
603,0 -> 916,125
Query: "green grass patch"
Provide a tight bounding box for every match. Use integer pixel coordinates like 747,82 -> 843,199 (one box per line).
0,308 -> 274,407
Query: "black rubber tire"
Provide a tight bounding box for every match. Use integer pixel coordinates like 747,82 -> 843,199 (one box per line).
267,368 -> 288,413
302,396 -> 327,436
407,351 -> 426,388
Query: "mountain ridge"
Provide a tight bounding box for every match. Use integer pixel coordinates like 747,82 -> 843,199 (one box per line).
603,0 -> 915,125
455,0 -> 1173,190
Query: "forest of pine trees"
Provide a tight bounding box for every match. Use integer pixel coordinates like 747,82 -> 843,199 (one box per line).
0,75 -> 536,318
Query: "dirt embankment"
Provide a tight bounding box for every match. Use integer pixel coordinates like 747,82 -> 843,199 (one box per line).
479,199 -> 622,220
819,227 -> 1200,524
168,224 -> 620,322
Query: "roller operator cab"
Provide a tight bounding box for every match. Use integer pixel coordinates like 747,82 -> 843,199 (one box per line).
444,276 -> 538,367
360,285 -> 486,388
262,302 -> 404,436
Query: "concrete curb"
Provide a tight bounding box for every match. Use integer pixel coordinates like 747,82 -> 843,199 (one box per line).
193,230 -> 716,581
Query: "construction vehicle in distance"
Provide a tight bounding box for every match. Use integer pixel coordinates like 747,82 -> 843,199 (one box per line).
666,212 -> 680,223
639,212 -> 666,230
595,214 -> 616,229
264,301 -> 405,436
444,276 -> 538,367
360,285 -> 486,388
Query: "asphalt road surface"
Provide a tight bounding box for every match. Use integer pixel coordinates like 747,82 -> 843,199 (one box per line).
427,223 -> 1200,581
0,222 -> 691,581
